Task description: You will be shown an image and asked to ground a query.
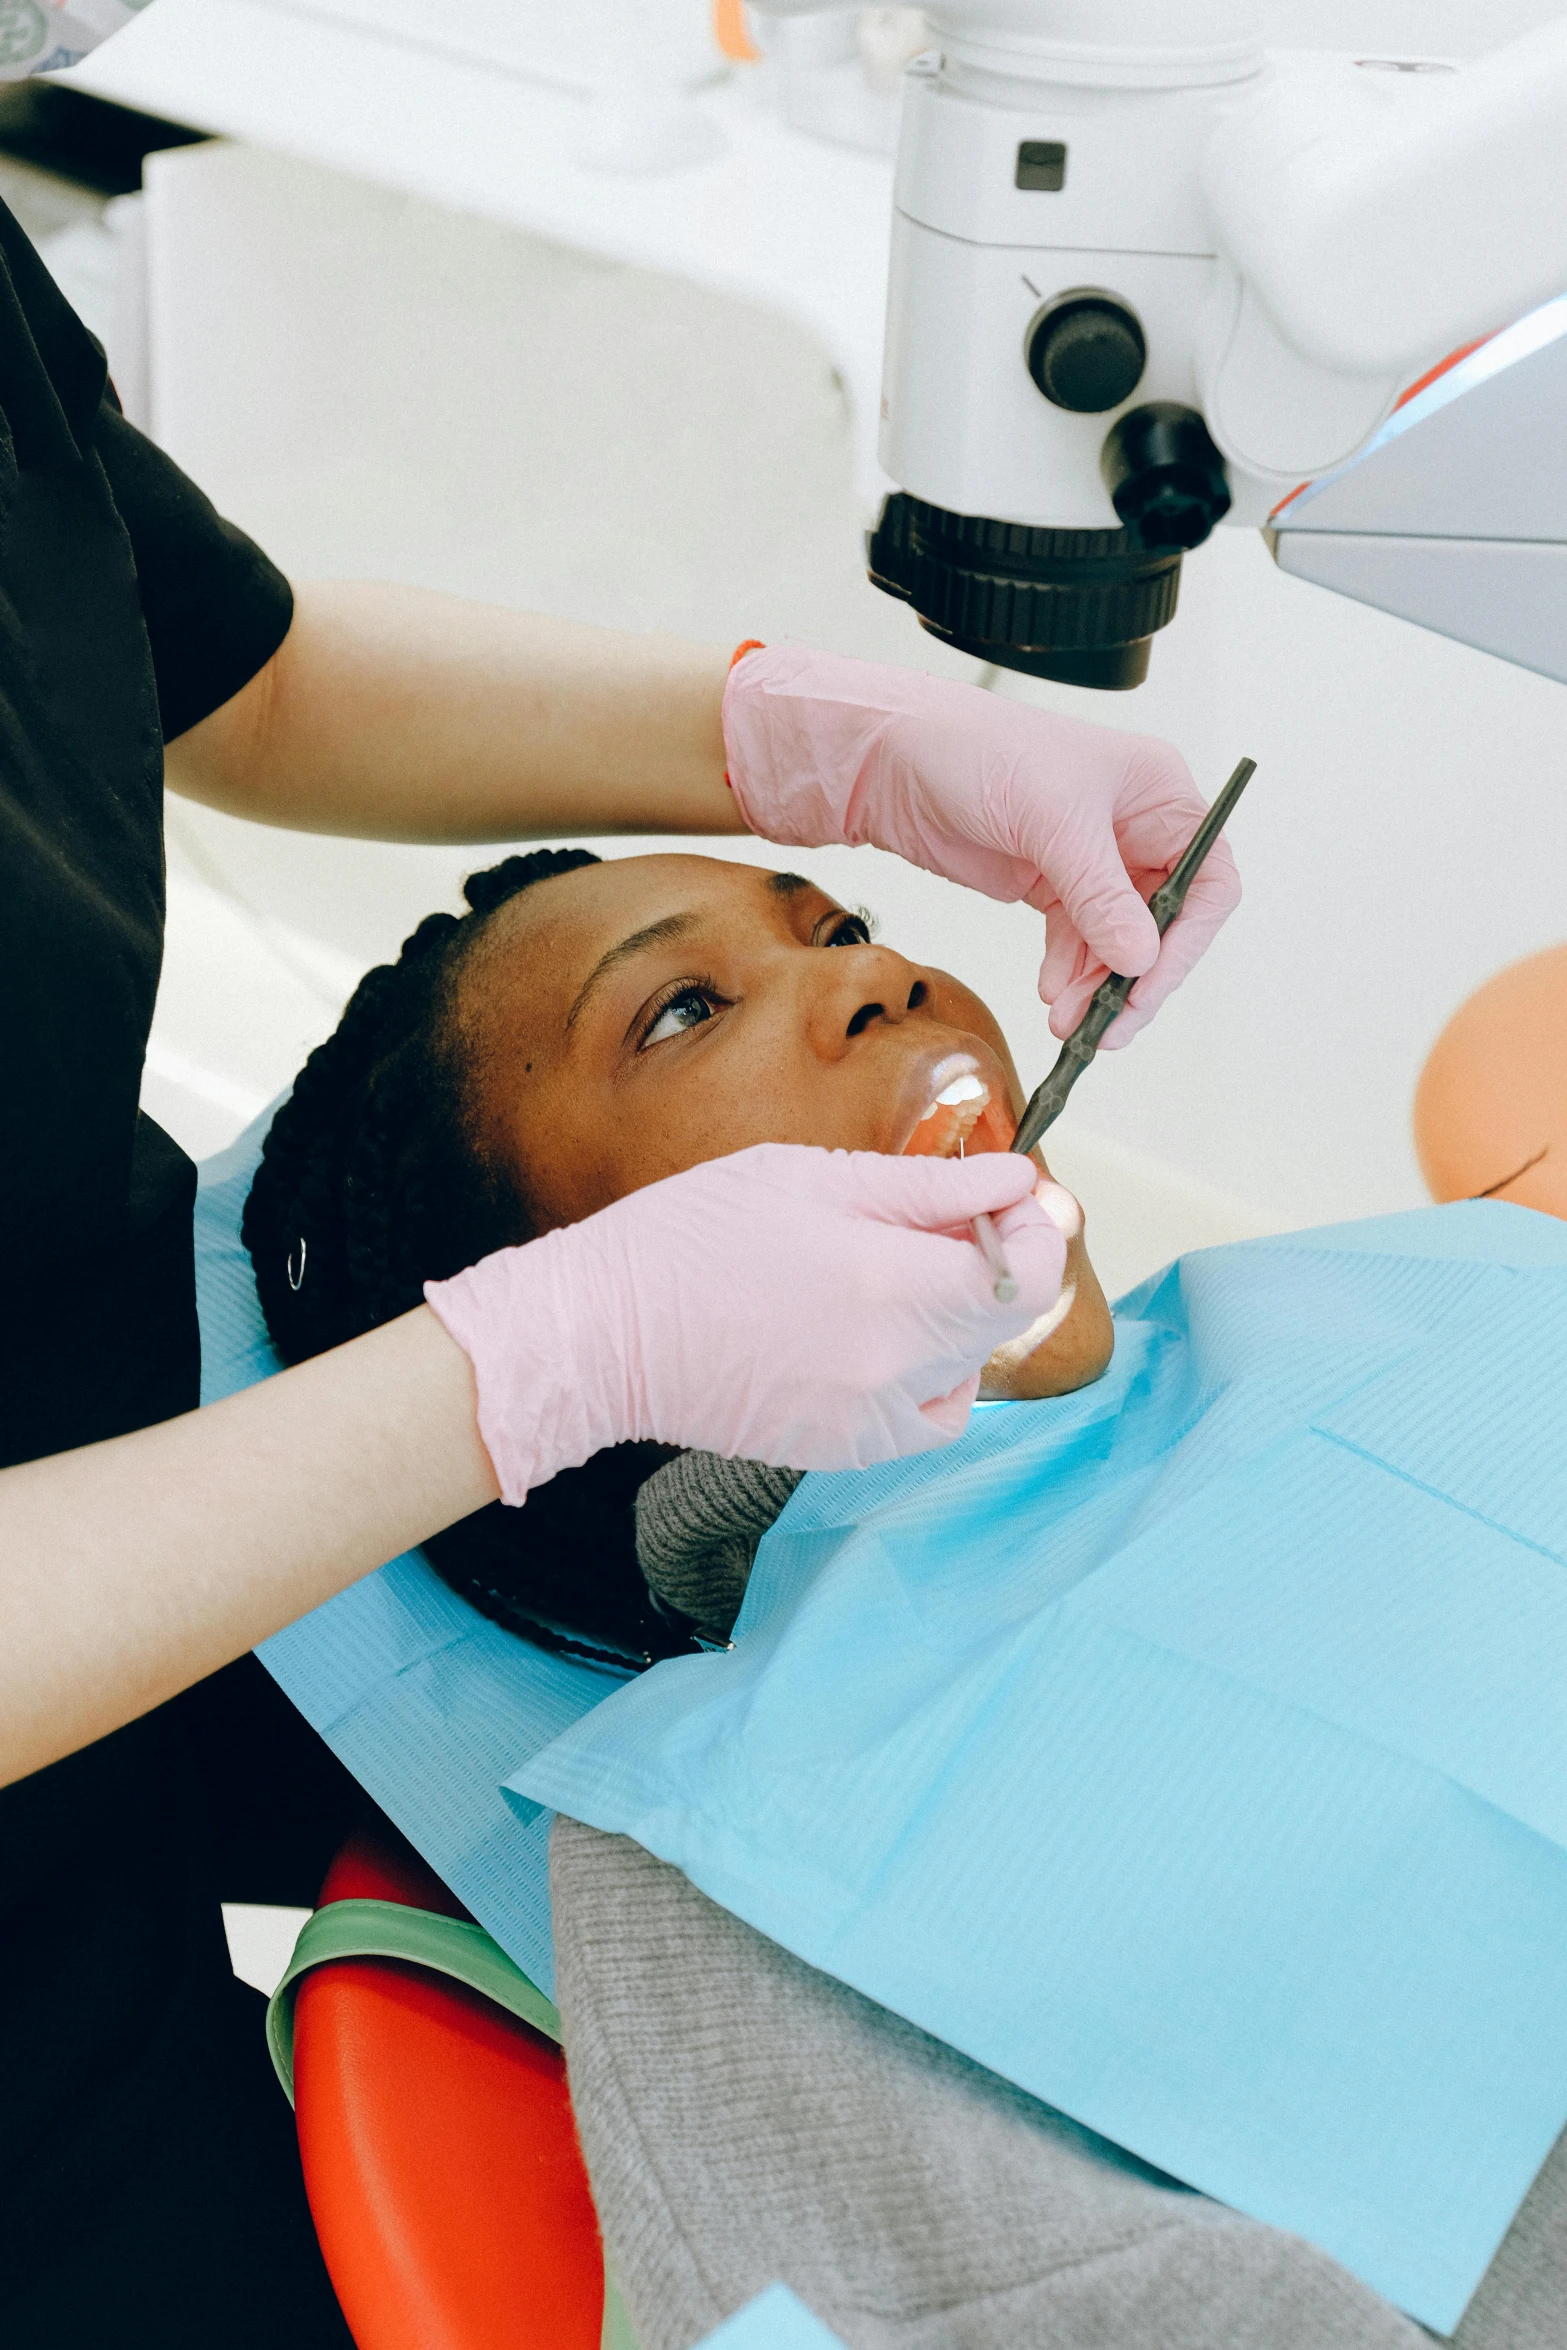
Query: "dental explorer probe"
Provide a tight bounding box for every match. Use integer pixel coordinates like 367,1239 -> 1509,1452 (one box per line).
1011,757 -> 1257,1162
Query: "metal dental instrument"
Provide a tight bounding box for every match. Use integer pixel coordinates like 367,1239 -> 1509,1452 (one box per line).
971,1208 -> 1018,1304
961,1134 -> 1019,1305
1011,757 -> 1257,1162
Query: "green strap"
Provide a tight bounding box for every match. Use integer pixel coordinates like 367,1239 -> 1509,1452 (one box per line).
265,1897 -> 561,2105
601,2269 -> 640,2350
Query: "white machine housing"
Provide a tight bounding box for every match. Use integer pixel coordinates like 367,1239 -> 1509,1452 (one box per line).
758,0 -> 1567,685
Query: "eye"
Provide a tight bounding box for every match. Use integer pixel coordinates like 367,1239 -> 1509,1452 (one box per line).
824,912 -> 873,948
641,986 -> 719,1047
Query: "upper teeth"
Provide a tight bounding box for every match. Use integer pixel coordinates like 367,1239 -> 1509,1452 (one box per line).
919,1072 -> 986,1120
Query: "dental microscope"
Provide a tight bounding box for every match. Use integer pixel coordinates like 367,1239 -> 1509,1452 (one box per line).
755,2 -> 1567,690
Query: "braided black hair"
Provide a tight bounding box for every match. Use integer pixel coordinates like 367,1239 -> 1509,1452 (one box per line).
243,847 -> 695,1670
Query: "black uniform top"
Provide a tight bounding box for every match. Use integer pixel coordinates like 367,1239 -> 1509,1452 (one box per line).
0,202 -> 367,2343
0,196 -> 292,1471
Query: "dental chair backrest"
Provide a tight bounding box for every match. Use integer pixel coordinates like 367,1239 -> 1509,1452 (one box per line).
293,1820 -> 605,2350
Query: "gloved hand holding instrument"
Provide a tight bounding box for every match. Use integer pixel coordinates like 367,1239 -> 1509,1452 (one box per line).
1012,757 -> 1257,1158
722,643 -> 1243,1048
427,1146 -> 1074,1501
961,762 -> 1253,1299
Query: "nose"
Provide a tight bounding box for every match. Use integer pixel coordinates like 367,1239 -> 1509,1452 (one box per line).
804,942 -> 931,1054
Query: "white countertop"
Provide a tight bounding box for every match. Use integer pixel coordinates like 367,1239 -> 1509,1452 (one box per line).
69,0 -> 894,492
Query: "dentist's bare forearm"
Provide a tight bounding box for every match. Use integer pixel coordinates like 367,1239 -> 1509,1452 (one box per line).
164,583 -> 750,842
0,1308 -> 498,1791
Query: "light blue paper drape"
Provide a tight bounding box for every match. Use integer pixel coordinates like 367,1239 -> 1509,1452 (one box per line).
513,1203 -> 1567,2331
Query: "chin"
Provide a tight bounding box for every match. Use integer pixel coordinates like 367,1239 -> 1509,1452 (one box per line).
980,1286 -> 1116,1403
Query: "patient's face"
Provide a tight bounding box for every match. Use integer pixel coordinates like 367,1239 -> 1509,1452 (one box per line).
455,854 -> 1111,1396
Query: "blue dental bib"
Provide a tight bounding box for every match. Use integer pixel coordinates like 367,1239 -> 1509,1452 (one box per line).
512,1201 -> 1567,2331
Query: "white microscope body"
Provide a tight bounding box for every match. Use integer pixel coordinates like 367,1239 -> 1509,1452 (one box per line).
758,1 -> 1567,687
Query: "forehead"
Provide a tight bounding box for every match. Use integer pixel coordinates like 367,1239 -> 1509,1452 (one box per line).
485,852 -> 807,959
456,853 -> 818,1042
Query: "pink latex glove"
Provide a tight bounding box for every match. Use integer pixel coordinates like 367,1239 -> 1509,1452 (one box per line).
425,1145 -> 1070,1503
723,642 -> 1240,1047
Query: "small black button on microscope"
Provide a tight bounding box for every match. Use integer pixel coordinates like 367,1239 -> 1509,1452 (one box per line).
1025,291 -> 1146,415
1015,140 -> 1067,191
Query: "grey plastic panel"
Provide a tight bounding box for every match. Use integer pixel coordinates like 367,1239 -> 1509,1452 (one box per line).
1272,530 -> 1567,683
1278,328 -> 1567,542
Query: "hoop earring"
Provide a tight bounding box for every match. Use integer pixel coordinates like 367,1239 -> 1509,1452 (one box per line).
287,1238 -> 307,1293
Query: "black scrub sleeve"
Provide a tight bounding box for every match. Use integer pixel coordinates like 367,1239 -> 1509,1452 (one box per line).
93,397 -> 295,745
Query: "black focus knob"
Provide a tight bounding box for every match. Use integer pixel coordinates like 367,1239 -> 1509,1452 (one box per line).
1025,291 -> 1146,414
1101,403 -> 1231,551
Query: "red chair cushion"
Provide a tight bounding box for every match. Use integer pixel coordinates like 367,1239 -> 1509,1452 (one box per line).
294,1821 -> 604,2350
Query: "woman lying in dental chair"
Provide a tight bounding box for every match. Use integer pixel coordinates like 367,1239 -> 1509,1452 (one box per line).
244,844 -> 1111,1664
247,848 -> 1567,2350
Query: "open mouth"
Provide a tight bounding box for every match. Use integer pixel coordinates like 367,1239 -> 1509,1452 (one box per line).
898,1051 -> 1017,1159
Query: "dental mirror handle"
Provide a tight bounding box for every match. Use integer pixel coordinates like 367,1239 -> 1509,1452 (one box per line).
1011,757 -> 1256,1161
957,1133 -> 1018,1303
970,1208 -> 1018,1304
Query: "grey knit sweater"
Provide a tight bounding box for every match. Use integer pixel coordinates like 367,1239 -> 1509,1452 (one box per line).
553,1821 -> 1567,2350
633,1451 -> 800,1645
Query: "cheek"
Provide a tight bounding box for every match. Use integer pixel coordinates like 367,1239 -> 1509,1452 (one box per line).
664,1048 -> 892,1158
510,1019 -> 896,1226
500,1091 -> 623,1231
633,1079 -> 822,1173
639,1023 -> 842,1165
510,1080 -> 784,1229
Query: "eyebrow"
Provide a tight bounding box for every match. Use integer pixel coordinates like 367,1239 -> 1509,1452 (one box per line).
565,912 -> 698,1030
768,872 -> 810,897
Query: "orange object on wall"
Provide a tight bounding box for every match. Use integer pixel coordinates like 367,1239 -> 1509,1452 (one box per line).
1414,941 -> 1567,1220
293,1823 -> 605,2350
714,0 -> 759,63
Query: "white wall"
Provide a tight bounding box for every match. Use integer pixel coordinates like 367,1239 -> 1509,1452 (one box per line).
1257,2 -> 1567,53
142,137 -> 1567,1290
